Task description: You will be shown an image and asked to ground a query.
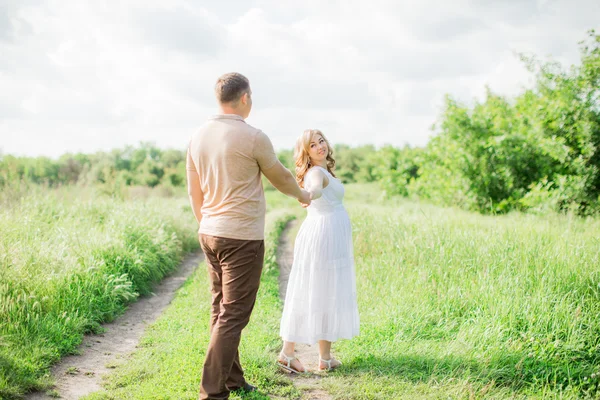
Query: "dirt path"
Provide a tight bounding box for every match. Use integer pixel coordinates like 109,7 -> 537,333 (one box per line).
26,251 -> 204,400
277,221 -> 332,400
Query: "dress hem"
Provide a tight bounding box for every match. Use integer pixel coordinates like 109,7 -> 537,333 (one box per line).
280,331 -> 360,345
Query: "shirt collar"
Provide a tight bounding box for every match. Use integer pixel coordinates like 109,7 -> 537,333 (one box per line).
209,114 -> 245,122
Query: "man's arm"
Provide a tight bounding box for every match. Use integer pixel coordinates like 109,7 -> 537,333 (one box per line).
186,149 -> 204,225
254,130 -> 310,205
261,160 -> 311,205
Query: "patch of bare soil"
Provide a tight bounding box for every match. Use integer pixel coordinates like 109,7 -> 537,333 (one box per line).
26,252 -> 203,400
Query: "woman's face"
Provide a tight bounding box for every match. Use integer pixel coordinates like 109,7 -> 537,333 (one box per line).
308,133 -> 328,165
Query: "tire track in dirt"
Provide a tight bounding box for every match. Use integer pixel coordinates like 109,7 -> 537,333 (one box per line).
26,252 -> 204,400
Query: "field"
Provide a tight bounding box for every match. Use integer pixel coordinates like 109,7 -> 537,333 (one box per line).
0,186 -> 199,399
326,189 -> 600,398
1,184 -> 599,399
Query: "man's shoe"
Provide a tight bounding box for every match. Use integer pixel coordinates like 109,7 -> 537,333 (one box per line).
231,382 -> 257,393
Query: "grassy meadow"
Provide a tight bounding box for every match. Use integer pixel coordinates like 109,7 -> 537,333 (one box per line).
82,185 -> 600,399
0,26 -> 597,400
1,183 -> 599,399
0,186 -> 199,399
281,186 -> 600,398
83,210 -> 300,400
326,189 -> 600,399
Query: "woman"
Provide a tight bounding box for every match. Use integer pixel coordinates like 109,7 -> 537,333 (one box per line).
278,129 -> 360,373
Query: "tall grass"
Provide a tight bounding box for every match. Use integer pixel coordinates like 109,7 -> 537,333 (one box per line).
82,184 -> 600,399
324,198 -> 600,398
83,210 -> 299,400
0,187 -> 199,399
5,182 -> 599,399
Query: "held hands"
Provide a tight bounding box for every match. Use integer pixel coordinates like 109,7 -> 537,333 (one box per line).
298,189 -> 311,208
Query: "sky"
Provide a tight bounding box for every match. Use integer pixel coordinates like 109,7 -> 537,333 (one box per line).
0,0 -> 598,158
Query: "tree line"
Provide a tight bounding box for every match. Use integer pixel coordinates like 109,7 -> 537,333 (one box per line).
0,142 -> 382,190
2,31 -> 598,215
0,143 -> 187,189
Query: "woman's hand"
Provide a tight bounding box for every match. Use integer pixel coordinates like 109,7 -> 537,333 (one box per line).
298,189 -> 311,207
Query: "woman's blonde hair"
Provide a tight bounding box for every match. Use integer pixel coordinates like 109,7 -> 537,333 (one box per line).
294,129 -> 336,188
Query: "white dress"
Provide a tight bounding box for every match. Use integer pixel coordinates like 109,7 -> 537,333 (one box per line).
280,166 -> 360,344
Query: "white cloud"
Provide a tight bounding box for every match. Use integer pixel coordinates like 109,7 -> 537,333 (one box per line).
0,0 -> 598,157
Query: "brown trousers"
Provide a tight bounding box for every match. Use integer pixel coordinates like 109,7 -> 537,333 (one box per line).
198,234 -> 265,400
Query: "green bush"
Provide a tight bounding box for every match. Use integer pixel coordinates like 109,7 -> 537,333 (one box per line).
397,30 -> 600,215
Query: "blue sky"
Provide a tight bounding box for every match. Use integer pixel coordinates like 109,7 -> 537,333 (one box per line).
0,0 -> 598,157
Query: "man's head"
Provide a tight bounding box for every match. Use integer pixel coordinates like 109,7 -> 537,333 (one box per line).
214,72 -> 252,118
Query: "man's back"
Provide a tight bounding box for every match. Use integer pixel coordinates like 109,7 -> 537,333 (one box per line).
187,114 -> 278,240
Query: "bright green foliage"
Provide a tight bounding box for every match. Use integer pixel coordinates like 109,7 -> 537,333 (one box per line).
0,143 -> 186,191
333,144 -> 380,183
0,188 -> 199,399
276,148 -> 295,172
370,145 -> 424,197
398,31 -> 600,214
324,199 -> 600,398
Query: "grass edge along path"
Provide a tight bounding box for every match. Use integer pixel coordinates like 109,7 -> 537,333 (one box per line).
83,210 -> 301,400
0,194 -> 199,400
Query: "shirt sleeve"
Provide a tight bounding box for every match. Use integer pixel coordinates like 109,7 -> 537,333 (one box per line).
253,130 -> 278,171
186,144 -> 196,172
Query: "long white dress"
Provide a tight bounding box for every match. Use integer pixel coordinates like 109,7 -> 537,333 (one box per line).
280,166 -> 360,344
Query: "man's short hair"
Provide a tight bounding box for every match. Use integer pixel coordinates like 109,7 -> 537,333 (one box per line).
214,73 -> 250,104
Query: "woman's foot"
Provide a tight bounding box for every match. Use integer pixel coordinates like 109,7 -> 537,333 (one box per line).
277,351 -> 306,373
318,356 -> 342,371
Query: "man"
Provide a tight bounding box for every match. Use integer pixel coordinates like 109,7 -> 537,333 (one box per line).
186,72 -> 311,400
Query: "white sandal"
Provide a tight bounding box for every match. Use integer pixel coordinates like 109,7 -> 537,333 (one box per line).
319,357 -> 342,371
277,351 -> 304,373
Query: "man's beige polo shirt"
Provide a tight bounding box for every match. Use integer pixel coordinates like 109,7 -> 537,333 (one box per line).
186,114 -> 279,240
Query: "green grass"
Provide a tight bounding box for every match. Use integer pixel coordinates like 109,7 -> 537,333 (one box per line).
319,197 -> 600,399
82,184 -> 600,399
277,185 -> 600,398
83,210 -> 300,400
0,187 -> 199,399
5,183 -> 600,399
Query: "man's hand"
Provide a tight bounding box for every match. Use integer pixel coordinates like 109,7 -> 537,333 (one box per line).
298,189 -> 311,207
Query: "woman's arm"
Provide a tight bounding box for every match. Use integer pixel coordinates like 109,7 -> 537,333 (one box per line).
304,168 -> 329,200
